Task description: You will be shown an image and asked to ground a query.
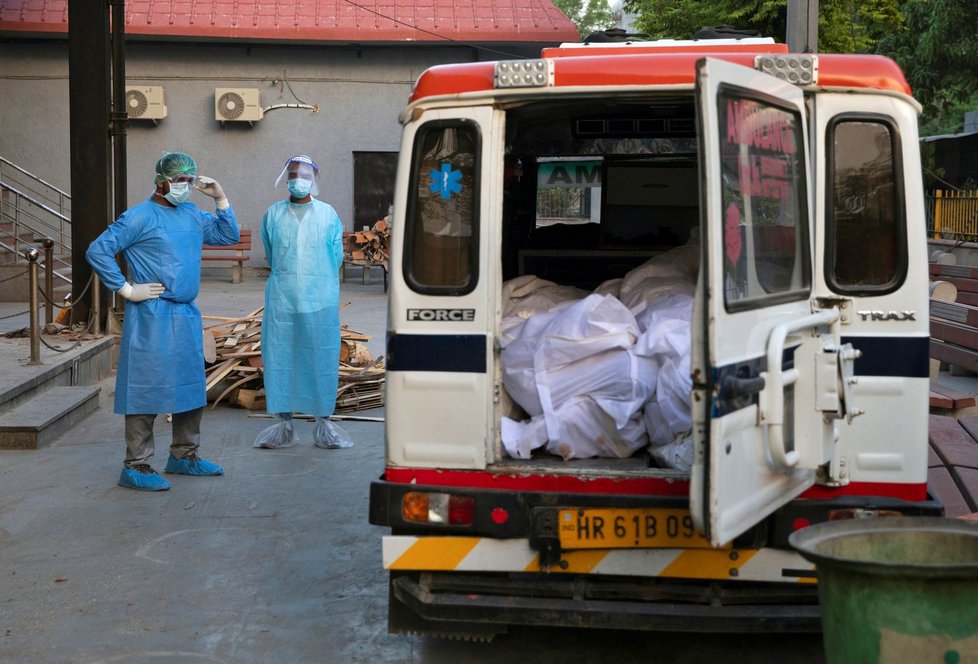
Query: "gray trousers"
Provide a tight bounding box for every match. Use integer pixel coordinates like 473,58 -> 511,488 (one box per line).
123,407 -> 202,468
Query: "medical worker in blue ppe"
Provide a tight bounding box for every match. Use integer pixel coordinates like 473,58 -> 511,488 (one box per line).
254,155 -> 353,450
86,152 -> 240,491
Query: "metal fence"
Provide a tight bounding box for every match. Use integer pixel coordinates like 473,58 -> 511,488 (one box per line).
927,189 -> 978,242
0,156 -> 72,285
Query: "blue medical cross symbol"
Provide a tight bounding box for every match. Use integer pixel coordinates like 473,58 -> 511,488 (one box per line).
429,162 -> 463,200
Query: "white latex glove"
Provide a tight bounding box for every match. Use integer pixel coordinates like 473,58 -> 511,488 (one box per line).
117,282 -> 164,302
194,176 -> 229,209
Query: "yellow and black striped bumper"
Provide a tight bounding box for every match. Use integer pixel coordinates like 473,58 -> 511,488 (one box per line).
383,536 -> 816,583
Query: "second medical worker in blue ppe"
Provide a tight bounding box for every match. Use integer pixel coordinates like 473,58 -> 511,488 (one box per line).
254,155 -> 353,449
86,152 -> 239,491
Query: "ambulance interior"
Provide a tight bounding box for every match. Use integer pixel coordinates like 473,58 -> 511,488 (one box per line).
496,96 -> 705,472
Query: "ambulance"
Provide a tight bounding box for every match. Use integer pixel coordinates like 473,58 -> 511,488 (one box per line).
368,32 -> 941,639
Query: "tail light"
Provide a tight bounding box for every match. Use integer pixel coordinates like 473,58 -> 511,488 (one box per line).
402,491 -> 475,526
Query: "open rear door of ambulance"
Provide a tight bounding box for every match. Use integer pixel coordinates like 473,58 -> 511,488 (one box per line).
690,57 -> 841,547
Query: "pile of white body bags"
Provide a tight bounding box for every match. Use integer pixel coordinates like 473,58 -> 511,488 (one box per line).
500,240 -> 698,470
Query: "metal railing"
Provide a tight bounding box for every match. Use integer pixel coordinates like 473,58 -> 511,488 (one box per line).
0,156 -> 72,284
9,245 -> 94,365
0,156 -> 71,225
927,189 -> 978,242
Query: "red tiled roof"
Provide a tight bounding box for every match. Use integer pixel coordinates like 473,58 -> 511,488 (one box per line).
0,0 -> 580,43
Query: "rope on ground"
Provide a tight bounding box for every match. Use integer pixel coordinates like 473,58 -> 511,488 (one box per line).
39,333 -> 81,353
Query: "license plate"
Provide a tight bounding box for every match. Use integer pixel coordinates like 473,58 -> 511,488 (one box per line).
557,507 -> 712,549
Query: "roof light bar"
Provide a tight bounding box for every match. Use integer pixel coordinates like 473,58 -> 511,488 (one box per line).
755,54 -> 818,85
494,60 -> 553,89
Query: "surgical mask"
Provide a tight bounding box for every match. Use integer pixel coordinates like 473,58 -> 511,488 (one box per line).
288,178 -> 313,198
164,181 -> 192,205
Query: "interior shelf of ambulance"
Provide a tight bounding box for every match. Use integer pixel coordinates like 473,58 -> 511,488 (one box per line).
495,95 -> 702,476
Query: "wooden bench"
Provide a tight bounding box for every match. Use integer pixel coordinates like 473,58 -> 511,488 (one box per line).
203,228 -> 252,284
929,266 -> 978,374
928,414 -> 978,516
929,381 -> 977,412
929,261 -> 978,414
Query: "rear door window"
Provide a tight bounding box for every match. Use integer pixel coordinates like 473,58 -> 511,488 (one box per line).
826,117 -> 905,293
404,121 -> 480,294
717,91 -> 811,311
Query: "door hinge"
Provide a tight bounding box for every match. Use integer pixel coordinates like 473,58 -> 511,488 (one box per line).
812,297 -> 854,325
816,336 -> 864,424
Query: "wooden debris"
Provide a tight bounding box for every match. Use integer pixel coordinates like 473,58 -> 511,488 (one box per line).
203,331 -> 217,363
202,305 -> 385,412
348,216 -> 391,266
235,388 -> 266,410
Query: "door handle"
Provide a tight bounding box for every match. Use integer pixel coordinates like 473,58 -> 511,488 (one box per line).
760,309 -> 840,468
721,375 -> 765,400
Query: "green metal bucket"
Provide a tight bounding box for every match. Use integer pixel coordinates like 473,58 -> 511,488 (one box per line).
789,517 -> 978,664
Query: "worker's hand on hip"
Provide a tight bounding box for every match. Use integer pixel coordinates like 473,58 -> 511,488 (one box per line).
117,282 -> 164,302
194,176 -> 229,209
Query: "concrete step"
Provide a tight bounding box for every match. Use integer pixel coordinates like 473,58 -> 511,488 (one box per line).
0,232 -> 38,246
0,385 -> 101,450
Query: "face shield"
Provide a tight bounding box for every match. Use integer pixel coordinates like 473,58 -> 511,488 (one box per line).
274,155 -> 320,197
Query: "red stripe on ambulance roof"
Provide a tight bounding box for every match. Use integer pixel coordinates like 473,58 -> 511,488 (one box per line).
409,52 -> 911,103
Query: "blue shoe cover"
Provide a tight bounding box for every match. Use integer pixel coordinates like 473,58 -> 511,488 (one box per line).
119,465 -> 171,491
164,453 -> 224,476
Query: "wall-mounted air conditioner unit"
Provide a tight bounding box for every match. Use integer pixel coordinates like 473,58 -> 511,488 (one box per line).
125,86 -> 167,121
215,88 -> 263,123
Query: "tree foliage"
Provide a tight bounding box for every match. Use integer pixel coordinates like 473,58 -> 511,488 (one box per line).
617,0 -> 978,136
551,0 -> 616,40
623,0 -> 901,53
877,0 -> 978,135
622,0 -> 782,42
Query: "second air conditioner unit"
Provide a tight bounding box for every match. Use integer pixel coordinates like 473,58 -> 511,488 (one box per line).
125,86 -> 167,121
215,88 -> 264,123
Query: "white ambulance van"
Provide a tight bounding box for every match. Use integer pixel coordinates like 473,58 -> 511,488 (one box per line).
369,35 -> 941,638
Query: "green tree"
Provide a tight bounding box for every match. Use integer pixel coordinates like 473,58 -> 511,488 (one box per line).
623,0 -> 901,53
551,0 -> 616,40
877,0 -> 978,135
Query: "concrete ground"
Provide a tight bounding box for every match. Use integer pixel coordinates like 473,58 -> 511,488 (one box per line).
1,270 -> 829,663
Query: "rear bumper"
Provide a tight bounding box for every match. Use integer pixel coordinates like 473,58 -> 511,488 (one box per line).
383,534 -> 816,582
370,475 -> 944,555
392,571 -> 822,633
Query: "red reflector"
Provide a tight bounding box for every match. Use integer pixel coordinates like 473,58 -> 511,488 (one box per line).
448,494 -> 474,526
792,517 -> 810,531
491,507 -> 509,524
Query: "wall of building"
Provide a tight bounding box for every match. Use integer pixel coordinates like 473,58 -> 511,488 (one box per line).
0,38 -> 515,265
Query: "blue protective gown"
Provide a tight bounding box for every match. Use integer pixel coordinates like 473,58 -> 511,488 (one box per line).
260,199 -> 344,417
85,196 -> 239,415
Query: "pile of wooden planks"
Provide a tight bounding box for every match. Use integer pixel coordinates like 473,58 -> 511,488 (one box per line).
204,306 -> 265,409
349,217 -> 390,264
203,304 -> 384,412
